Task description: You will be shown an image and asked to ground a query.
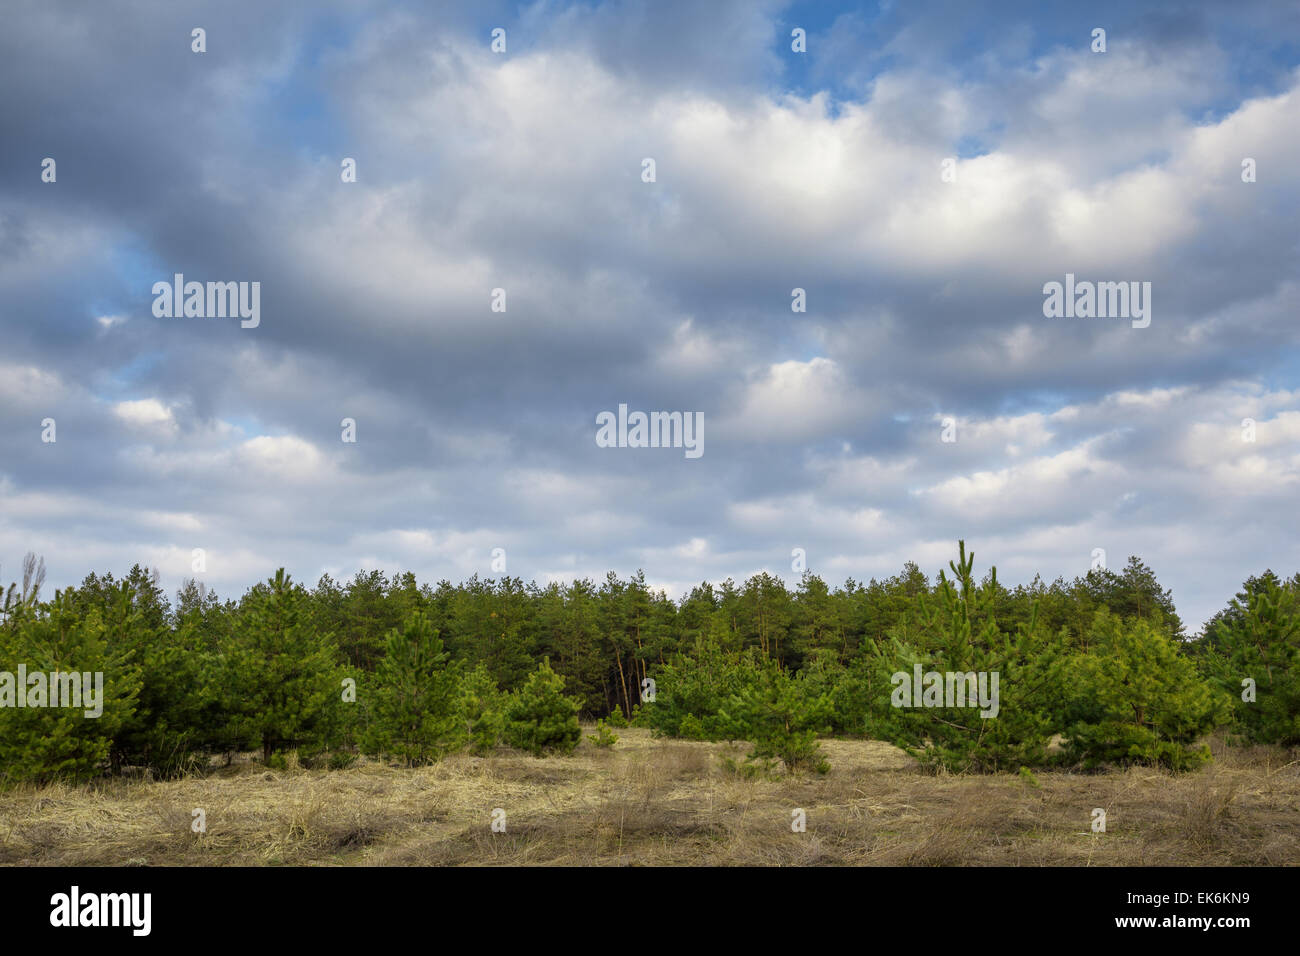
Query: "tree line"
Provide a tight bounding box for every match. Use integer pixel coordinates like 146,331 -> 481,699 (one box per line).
0,543 -> 1295,784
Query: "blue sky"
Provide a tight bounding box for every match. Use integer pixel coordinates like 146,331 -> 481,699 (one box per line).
1,0 -> 1298,632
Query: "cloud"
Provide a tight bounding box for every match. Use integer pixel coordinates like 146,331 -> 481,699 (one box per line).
113,398 -> 177,432
0,0 -> 1297,633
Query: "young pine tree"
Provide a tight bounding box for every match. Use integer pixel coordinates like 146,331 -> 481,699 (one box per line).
0,590 -> 141,785
1063,611 -> 1230,769
95,571 -> 208,777
221,569 -> 344,764
874,542 -> 1067,773
641,639 -> 765,740
716,659 -> 833,773
1201,576 -> 1300,745
363,610 -> 463,765
458,663 -> 505,755
503,659 -> 581,756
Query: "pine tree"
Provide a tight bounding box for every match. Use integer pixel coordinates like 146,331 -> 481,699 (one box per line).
340,569 -> 398,671
86,569 -> 209,776
222,569 -> 343,764
1201,576 -> 1300,745
540,579 -> 605,714
458,663 -> 505,755
738,572 -> 794,663
173,578 -> 237,759
717,659 -> 832,773
791,572 -> 843,669
503,659 -> 581,756
0,589 -> 141,784
363,610 -> 462,765
641,639 -> 763,740
1063,611 -> 1230,769
874,541 -> 1067,773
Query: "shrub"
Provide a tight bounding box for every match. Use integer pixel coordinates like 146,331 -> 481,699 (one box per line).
264,750 -> 290,771
326,749 -> 358,770
677,713 -> 706,740
587,719 -> 618,747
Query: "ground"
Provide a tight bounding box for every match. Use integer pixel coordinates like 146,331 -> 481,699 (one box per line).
1,728 -> 1296,865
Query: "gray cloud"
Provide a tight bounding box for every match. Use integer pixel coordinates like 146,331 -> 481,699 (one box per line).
1,0 -> 1297,632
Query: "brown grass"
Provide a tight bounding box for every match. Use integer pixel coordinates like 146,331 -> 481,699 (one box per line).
1,728 -> 1296,866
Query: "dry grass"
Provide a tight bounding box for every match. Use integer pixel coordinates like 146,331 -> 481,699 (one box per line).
1,728 -> 1297,866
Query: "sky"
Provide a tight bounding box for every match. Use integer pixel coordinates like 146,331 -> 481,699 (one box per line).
1,0 -> 1297,634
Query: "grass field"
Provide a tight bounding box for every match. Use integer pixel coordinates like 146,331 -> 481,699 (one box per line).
2,728 -> 1296,866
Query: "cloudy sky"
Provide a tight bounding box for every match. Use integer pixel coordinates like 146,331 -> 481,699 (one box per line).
2,0 -> 1297,632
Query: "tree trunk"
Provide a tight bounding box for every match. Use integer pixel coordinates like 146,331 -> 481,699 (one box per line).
614,650 -> 630,718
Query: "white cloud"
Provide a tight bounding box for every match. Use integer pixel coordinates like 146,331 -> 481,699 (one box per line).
113,398 -> 176,432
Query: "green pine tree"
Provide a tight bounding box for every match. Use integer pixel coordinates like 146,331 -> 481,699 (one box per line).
458,663 -> 505,755
1063,611 -> 1230,769
503,659 -> 581,756
1202,575 -> 1300,745
717,659 -> 832,773
874,541 -> 1068,773
363,610 -> 463,765
221,569 -> 344,764
0,589 -> 141,785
